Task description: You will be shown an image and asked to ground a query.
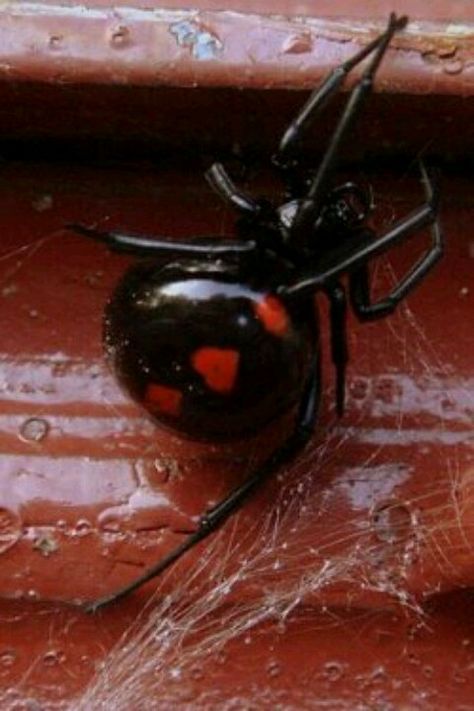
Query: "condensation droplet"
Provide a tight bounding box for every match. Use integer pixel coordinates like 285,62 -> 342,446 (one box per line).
0,650 -> 17,668
350,378 -> 369,401
43,649 -> 66,666
33,530 -> 59,556
190,666 -> 204,680
323,661 -> 344,682
31,194 -> 53,211
266,660 -> 281,678
444,59 -> 464,74
108,25 -> 131,48
48,35 -> 63,51
19,417 -> 49,443
74,519 -> 92,537
98,509 -> 121,532
0,508 -> 21,554
372,500 -> 413,543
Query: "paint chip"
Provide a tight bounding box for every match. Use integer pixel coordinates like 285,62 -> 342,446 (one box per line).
169,19 -> 223,60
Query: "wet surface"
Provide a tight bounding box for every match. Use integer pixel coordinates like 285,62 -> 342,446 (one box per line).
0,157 -> 472,706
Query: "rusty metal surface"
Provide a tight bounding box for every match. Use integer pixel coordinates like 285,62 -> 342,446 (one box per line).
0,2 -> 473,93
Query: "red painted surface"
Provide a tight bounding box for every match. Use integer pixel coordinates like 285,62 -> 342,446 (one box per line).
0,1 -> 473,94
0,158 -> 472,707
0,1 -> 472,707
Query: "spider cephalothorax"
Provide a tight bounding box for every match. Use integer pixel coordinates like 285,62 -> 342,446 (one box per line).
70,13 -> 443,612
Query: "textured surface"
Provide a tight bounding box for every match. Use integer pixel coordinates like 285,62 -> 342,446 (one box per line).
0,1 -> 474,92
0,1 -> 473,707
0,158 -> 472,708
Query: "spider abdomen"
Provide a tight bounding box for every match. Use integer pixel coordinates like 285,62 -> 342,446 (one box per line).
105,257 -> 318,441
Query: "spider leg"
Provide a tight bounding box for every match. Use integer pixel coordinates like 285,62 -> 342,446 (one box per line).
324,282 -> 348,416
67,223 -> 256,257
275,13 -> 408,168
84,357 -> 320,612
205,163 -> 263,217
291,13 -> 407,240
280,165 -> 442,301
349,166 -> 443,321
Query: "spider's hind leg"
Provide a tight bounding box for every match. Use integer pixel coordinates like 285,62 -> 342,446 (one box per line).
84,358 -> 321,612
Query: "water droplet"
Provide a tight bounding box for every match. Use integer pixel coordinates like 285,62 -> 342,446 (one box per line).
323,661 -> 344,682
33,530 -> 59,556
98,509 -> 121,532
0,508 -> 21,554
372,500 -> 413,543
0,649 -> 16,667
108,25 -> 131,48
2,283 -> 18,298
31,194 -> 53,211
374,377 -> 401,404
190,666 -> 204,680
19,417 -> 49,443
43,649 -> 65,666
266,660 -> 281,678
444,59 -> 464,74
74,519 -> 92,537
48,34 -> 63,50
26,589 -> 39,601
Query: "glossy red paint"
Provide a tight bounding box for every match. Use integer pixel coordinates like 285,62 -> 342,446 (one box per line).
0,159 -> 472,708
0,2 -> 472,707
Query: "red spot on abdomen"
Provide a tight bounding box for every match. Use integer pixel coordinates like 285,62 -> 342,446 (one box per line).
254,295 -> 289,337
191,347 -> 240,394
145,383 -> 182,416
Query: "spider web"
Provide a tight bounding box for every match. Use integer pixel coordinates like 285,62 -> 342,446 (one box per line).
73,277 -> 473,708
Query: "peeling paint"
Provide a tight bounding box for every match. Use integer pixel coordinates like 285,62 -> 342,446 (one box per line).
169,19 -> 223,60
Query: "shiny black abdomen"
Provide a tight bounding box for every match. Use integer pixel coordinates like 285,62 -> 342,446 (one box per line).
105,256 -> 319,441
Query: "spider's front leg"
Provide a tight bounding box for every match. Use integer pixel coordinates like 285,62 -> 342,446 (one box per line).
349,164 -> 443,321
280,166 -> 442,302
67,223 -> 257,257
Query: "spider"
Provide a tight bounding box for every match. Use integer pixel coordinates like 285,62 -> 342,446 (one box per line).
70,13 -> 442,612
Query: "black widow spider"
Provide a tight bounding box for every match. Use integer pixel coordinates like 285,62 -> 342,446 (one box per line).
70,13 -> 443,612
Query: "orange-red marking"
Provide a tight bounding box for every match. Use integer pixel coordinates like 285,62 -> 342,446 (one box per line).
254,295 -> 289,337
145,383 -> 182,416
191,347 -> 240,394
